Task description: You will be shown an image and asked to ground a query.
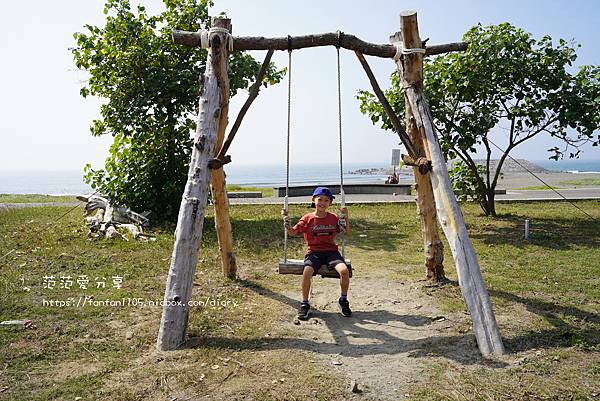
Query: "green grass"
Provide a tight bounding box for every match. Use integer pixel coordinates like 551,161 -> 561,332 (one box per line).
558,177 -> 600,187
226,185 -> 274,197
0,194 -> 78,203
1,201 -> 599,400
514,185 -> 561,190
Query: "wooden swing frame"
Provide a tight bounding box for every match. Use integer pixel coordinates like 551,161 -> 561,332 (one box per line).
156,11 -> 505,358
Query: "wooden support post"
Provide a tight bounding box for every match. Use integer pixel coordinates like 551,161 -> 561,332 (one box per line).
209,18 -> 237,279
406,105 -> 446,281
386,31 -> 445,282
156,18 -> 228,351
396,10 -> 504,356
355,47 -> 445,281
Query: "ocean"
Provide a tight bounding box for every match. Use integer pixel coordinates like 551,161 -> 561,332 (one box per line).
0,163 -> 393,195
1,160 -> 599,195
534,159 -> 600,174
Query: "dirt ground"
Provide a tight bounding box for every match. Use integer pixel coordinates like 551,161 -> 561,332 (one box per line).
276,276 -> 509,400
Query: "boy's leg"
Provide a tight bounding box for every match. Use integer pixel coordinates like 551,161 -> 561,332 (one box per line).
297,265 -> 314,320
301,265 -> 314,302
334,262 -> 350,295
333,261 -> 352,317
328,250 -> 349,294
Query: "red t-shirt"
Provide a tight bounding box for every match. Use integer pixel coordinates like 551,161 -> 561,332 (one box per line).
292,212 -> 340,253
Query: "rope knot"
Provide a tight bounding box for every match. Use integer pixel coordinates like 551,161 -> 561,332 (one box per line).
392,41 -> 426,60
198,26 -> 234,51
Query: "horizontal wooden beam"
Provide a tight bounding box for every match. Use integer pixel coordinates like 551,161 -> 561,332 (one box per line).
172,30 -> 466,58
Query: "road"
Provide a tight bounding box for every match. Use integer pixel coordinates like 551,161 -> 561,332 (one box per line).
1,188 -> 599,209
228,188 -> 600,205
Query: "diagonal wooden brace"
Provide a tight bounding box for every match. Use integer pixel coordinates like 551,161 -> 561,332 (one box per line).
213,49 -> 275,164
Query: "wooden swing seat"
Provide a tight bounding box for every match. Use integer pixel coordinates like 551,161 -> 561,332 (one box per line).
278,259 -> 352,279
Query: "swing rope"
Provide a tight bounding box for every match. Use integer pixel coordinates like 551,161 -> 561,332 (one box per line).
335,45 -> 346,258
282,44 -> 348,263
284,47 -> 292,263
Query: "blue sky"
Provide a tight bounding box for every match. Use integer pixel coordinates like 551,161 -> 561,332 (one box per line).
0,0 -> 598,171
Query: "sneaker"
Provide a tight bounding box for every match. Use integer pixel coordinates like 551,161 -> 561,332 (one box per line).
297,302 -> 310,320
338,299 -> 352,317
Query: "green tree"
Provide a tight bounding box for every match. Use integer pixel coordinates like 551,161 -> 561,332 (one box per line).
72,0 -> 282,221
359,23 -> 600,216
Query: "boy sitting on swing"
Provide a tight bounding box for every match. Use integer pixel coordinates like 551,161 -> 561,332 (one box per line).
281,186 -> 352,320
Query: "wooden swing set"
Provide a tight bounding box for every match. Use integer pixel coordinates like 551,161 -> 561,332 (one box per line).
156,10 -> 505,357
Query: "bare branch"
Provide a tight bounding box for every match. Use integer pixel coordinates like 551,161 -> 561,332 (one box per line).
491,145 -> 513,190
508,115 -> 516,145
455,148 -> 489,195
482,137 -> 492,187
513,115 -> 560,147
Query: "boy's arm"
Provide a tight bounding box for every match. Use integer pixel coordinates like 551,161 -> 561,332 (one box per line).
281,209 -> 299,235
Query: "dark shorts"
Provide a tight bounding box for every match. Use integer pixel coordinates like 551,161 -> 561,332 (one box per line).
304,250 -> 346,276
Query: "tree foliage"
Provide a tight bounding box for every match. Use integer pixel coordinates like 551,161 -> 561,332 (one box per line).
72,0 -> 283,221
359,23 -> 600,216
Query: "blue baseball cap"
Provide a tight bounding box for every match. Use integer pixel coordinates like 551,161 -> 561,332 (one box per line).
312,186 -> 335,200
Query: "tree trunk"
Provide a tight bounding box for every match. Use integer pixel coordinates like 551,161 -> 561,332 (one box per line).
156,18 -> 226,351
209,18 -> 237,279
483,189 -> 496,217
405,100 -> 445,281
397,10 -> 504,356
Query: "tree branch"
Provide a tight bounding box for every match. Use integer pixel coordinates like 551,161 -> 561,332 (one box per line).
500,99 -> 511,117
456,149 -> 488,211
512,115 -> 560,147
482,137 -> 492,188
491,143 -> 514,190
456,148 -> 489,196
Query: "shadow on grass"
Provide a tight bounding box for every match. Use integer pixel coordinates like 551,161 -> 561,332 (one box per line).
469,214 -> 600,250
346,217 -> 408,252
230,217 -> 407,255
490,288 -> 600,352
183,279 -> 505,367
441,279 -> 599,353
